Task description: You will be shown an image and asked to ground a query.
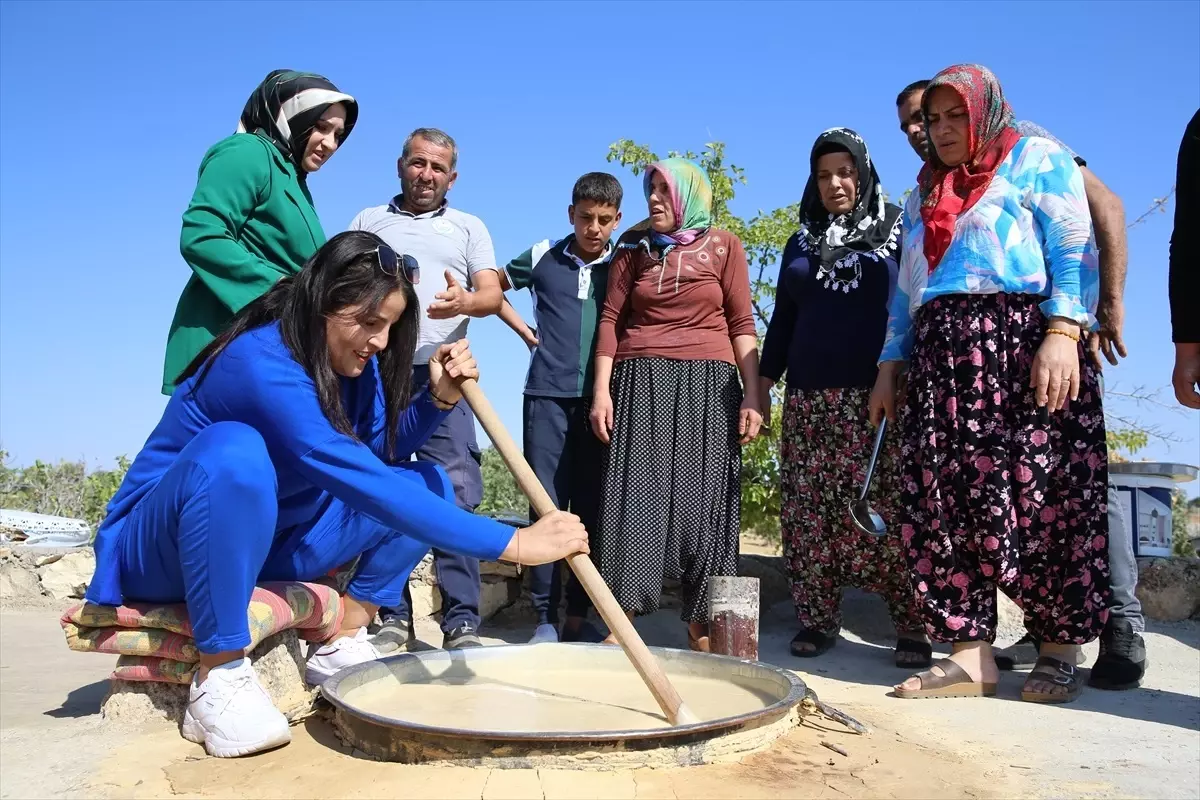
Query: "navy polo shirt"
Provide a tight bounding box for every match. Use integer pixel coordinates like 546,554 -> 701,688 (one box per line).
503,234 -> 614,398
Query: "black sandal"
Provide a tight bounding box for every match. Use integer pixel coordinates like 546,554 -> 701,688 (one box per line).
894,637 -> 933,669
1021,655 -> 1082,704
790,628 -> 839,658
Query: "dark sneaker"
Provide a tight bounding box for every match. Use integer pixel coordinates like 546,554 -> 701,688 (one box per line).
560,619 -> 606,644
370,614 -> 413,654
1089,617 -> 1147,690
443,623 -> 483,650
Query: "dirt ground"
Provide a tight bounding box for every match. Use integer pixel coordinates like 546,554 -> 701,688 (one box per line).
3,587 -> 1198,800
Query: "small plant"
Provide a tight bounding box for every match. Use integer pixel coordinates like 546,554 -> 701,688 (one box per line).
476,447 -> 527,517
0,449 -> 130,527
1171,489 -> 1197,558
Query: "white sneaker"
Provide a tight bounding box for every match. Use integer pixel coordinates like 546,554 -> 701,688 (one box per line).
305,627 -> 383,685
180,658 -> 291,758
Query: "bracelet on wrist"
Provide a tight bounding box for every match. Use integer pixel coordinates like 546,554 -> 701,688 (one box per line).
429,388 -> 457,409
1045,328 -> 1080,343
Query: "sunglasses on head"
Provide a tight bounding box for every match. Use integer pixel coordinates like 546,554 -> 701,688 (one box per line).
373,244 -> 420,285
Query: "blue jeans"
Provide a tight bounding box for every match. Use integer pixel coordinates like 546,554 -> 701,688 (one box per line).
115,422 -> 447,654
381,365 -> 484,632
523,396 -> 600,625
1107,483 -> 1144,631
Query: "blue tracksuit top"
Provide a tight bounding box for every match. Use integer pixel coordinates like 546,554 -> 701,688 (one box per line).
86,321 -> 514,606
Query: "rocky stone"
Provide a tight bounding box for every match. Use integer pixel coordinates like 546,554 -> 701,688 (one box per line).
737,553 -> 790,607
479,575 -> 520,619
480,560 -> 520,579
34,553 -> 63,568
996,591 -> 1027,642
410,553 -> 436,585
102,631 -> 316,726
36,550 -> 95,600
0,560 -> 43,600
408,581 -> 442,619
0,546 -> 12,559
1136,557 -> 1200,622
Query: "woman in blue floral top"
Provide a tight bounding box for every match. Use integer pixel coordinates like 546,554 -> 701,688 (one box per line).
870,65 -> 1109,705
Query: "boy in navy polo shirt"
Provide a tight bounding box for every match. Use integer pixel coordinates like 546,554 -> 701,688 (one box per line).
497,172 -> 623,643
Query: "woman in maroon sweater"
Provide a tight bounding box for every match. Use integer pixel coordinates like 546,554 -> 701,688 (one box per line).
590,158 -> 763,651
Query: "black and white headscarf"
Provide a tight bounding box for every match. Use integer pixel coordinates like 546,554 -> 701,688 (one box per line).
236,70 -> 358,173
797,128 -> 901,293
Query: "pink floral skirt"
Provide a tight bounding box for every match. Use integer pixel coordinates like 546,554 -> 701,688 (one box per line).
899,293 -> 1110,644
780,387 -> 921,634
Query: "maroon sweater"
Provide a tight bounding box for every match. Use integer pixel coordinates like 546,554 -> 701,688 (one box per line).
596,228 -> 757,365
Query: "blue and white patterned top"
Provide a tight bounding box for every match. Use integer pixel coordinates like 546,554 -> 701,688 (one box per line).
879,136 -> 1098,363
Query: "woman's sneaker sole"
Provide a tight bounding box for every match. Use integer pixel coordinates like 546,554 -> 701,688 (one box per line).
181,710 -> 292,758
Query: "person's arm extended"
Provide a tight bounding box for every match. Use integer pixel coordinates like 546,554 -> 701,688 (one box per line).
1033,143 -> 1095,330
223,342 -> 514,560
1031,141 -> 1093,412
498,297 -> 538,348
179,136 -> 289,314
721,236 -> 763,442
758,236 -> 803,425
590,248 -> 634,444
1170,111 -> 1200,408
464,219 -> 503,316
871,207 -> 916,426
427,268 -> 503,319
362,366 -> 452,464
732,334 -> 763,443
496,245 -> 540,347
463,268 -> 503,316
1080,166 -> 1129,366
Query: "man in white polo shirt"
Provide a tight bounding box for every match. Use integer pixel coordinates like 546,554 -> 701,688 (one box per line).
350,127 -> 503,650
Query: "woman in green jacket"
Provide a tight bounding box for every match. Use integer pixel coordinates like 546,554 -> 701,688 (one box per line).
162,70 -> 358,394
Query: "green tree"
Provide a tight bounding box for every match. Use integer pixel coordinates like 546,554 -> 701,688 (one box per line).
0,450 -> 131,528
607,139 -> 796,542
476,446 -> 527,517
1172,489 -> 1197,557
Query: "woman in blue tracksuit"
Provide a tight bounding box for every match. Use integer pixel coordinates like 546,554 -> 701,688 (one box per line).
87,231 -> 588,758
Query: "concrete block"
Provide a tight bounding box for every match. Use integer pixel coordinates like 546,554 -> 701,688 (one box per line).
101,631 -> 316,726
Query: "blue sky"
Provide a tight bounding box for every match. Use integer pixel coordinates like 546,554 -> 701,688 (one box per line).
1,0 -> 1197,483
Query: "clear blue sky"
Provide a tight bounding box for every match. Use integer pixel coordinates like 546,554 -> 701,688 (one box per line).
1,0 -> 1197,480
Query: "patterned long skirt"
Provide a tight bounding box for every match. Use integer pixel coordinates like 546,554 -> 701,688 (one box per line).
781,388 -> 922,634
900,294 -> 1110,644
597,357 -> 742,623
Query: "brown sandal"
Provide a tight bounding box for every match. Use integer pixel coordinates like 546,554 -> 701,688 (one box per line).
1020,656 -> 1081,704
894,658 -> 998,699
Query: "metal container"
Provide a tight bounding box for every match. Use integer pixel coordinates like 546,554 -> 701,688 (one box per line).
322,643 -> 806,767
1110,462 -> 1199,557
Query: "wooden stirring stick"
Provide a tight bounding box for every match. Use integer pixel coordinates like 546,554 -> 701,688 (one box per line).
457,378 -> 698,726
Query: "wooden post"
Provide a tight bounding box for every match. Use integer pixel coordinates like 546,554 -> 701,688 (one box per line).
708,576 -> 760,660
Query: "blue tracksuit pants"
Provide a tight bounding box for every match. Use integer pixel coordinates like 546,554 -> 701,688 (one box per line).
114,421 -> 449,653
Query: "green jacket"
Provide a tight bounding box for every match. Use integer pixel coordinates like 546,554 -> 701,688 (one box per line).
162,133 -> 326,394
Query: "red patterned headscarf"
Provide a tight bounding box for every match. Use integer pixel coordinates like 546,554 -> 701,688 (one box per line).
917,64 -> 1020,272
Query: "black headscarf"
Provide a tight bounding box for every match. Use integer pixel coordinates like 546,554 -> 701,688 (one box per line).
237,70 -> 359,173
798,128 -> 901,273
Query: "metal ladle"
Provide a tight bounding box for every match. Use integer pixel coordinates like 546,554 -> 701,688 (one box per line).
849,418 -> 888,537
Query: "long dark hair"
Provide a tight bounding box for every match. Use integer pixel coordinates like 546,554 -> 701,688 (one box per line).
177,231 -> 420,460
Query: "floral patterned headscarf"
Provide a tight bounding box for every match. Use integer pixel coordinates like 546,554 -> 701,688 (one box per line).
917,64 -> 1019,272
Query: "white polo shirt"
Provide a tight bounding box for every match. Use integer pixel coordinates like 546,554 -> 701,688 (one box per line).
349,196 -> 498,363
